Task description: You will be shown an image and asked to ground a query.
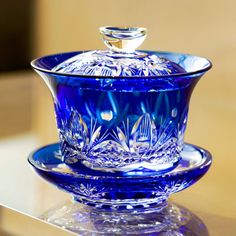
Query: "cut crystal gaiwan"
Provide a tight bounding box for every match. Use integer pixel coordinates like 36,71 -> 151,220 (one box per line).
31,27 -> 211,173
30,26 -> 212,210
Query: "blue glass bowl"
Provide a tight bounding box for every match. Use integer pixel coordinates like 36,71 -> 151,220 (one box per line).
31,51 -> 212,173
28,143 -> 212,210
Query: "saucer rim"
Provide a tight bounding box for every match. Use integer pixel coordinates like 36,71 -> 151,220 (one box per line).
28,142 -> 212,180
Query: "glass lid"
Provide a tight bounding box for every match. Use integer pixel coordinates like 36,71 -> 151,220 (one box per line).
52,26 -> 186,77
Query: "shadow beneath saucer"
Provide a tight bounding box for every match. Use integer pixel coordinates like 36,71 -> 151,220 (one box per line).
40,201 -> 209,235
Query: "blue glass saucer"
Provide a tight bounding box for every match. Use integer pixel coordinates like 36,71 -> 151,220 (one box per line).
28,143 -> 212,210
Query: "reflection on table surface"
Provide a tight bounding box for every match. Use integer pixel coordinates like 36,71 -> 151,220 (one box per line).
40,201 -> 210,235
1,199 -> 236,236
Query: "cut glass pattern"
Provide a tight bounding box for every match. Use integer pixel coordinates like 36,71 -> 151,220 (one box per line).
28,142 -> 212,210
52,50 -> 186,77
59,183 -> 107,200
58,108 -> 185,172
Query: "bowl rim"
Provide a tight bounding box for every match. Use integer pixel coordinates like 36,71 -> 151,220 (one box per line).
31,50 -> 212,79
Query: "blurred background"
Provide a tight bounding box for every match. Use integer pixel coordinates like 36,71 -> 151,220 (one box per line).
0,0 -> 236,235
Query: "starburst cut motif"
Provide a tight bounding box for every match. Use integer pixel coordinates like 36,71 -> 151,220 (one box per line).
59,109 -> 184,170
59,108 -> 109,163
66,183 -> 107,199
155,179 -> 190,195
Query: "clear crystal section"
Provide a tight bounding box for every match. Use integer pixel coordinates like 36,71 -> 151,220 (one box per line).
52,50 -> 186,77
57,107 -> 184,172
52,26 -> 186,77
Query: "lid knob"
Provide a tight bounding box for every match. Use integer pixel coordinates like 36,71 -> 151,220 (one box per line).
100,26 -> 147,53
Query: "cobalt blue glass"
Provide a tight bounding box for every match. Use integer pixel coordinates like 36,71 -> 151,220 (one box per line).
28,142 -> 212,210
30,26 -> 212,210
32,53 -> 211,173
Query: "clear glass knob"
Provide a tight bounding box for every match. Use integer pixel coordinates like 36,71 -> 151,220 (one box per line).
100,26 -> 147,53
